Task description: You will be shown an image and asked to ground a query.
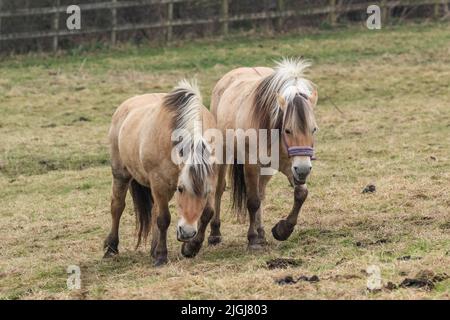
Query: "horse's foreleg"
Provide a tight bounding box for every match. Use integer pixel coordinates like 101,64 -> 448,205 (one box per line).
272,184 -> 308,241
244,165 -> 265,250
254,174 -> 272,244
103,175 -> 130,258
151,192 -> 171,267
182,204 -> 214,258
208,164 -> 226,245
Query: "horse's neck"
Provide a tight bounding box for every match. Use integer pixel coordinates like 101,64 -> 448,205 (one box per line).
249,77 -> 279,130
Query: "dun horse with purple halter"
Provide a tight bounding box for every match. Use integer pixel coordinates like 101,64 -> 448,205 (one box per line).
210,58 -> 318,249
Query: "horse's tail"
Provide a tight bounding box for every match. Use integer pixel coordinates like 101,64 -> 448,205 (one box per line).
129,179 -> 153,249
229,160 -> 247,219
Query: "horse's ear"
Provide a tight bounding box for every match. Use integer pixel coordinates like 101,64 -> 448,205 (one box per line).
171,142 -> 187,169
209,155 -> 217,166
309,89 -> 318,108
172,148 -> 184,169
277,94 -> 287,111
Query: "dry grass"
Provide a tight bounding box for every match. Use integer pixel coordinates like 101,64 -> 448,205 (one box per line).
0,22 -> 449,299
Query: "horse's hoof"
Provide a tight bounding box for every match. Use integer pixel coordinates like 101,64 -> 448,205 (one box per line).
103,250 -> 118,259
103,235 -> 119,257
257,237 -> 268,246
248,243 -> 265,251
208,235 -> 222,246
181,242 -> 200,258
272,220 -> 295,241
248,236 -> 267,251
153,257 -> 168,267
103,244 -> 119,259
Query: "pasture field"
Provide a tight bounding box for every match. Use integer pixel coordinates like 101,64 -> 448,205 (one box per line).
0,22 -> 449,300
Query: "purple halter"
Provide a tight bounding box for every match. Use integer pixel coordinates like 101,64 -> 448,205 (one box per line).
282,133 -> 316,160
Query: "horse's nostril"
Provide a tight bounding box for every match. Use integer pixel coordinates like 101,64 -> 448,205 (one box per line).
178,226 -> 187,238
178,226 -> 196,240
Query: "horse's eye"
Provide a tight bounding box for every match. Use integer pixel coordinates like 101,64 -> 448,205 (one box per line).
177,186 -> 184,193
312,127 -> 318,134
285,129 -> 292,135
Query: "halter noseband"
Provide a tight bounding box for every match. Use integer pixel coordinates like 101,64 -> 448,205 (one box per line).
282,133 -> 316,160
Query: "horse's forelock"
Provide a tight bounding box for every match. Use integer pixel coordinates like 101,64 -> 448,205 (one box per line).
182,141 -> 213,197
188,164 -> 207,197
284,94 -> 315,135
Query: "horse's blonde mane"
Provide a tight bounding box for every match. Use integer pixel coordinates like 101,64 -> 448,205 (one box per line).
172,79 -> 203,135
253,57 -> 315,129
163,80 -> 213,196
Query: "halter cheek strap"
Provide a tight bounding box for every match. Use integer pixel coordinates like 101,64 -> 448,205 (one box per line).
282,133 -> 316,160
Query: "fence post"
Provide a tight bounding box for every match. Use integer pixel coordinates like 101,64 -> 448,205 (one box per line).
329,0 -> 336,25
221,0 -> 229,36
276,0 -> 285,31
0,0 -> 3,39
52,0 -> 60,52
0,0 -> 2,33
381,0 -> 388,23
167,1 -> 173,42
434,0 -> 442,18
111,0 -> 117,45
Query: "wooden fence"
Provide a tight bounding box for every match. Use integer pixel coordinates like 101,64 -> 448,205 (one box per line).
0,0 -> 449,52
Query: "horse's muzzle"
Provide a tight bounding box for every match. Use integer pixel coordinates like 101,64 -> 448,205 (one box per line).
292,164 -> 312,185
177,225 -> 197,242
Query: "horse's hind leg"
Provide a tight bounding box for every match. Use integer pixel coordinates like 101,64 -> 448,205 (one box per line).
208,164 -> 227,245
104,174 -> 130,258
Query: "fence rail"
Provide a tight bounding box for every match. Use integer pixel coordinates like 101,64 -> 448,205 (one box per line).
0,0 -> 448,51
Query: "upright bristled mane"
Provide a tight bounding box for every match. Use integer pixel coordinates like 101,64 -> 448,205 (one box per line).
163,79 -> 203,134
163,80 -> 212,196
252,58 -> 315,129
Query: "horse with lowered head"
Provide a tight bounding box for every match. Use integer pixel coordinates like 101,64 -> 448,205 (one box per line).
104,80 -> 217,266
210,58 -> 319,249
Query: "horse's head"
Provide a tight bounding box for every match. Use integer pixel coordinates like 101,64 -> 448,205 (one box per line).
166,79 -> 217,242
278,86 -> 318,185
174,140 -> 215,242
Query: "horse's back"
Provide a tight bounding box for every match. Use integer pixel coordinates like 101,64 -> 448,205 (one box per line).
111,94 -> 164,130
212,67 -> 273,132
211,67 -> 273,117
109,93 -> 166,182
